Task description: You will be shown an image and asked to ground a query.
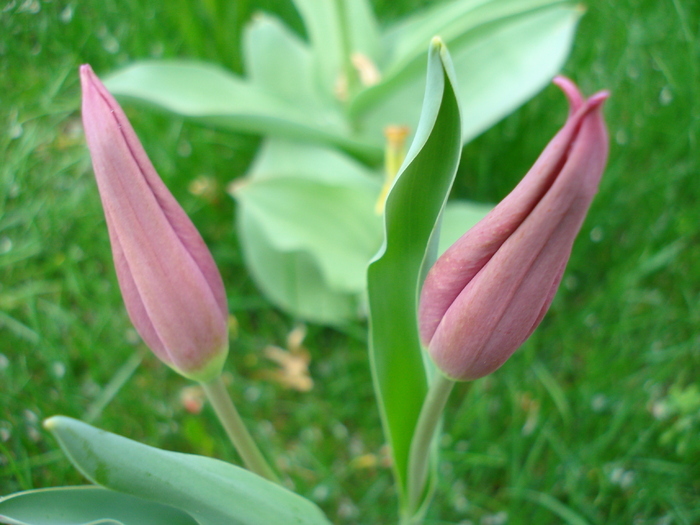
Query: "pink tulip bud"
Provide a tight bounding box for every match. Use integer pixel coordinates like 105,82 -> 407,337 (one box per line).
80,64 -> 229,382
419,77 -> 609,381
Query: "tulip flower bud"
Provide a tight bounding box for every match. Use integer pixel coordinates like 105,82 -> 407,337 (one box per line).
419,77 -> 609,381
80,64 -> 229,382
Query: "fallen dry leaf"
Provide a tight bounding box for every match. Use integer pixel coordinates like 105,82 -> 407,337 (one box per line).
259,325 -> 313,391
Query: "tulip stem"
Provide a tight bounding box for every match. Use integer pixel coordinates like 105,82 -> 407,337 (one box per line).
201,375 -> 279,483
405,373 -> 456,520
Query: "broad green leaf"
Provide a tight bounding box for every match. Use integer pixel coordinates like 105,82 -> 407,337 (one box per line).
232,139 -> 382,324
105,61 -> 329,127
439,200 -> 493,255
0,486 -> 196,525
236,177 -> 380,293
104,61 -> 381,162
350,0 -> 580,144
233,140 -> 382,293
289,0 -> 343,98
383,0 -> 568,71
343,0 -> 381,64
44,416 -> 331,525
103,0 -> 577,162
290,0 -> 381,100
237,205 -> 362,325
243,138 -> 381,187
366,39 -> 462,508
340,0 -> 381,62
242,14 -> 323,109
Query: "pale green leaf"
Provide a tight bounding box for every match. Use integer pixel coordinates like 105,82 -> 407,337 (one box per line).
350,0 -> 581,144
236,177 -> 380,293
44,417 -> 331,525
243,138 -> 380,187
344,0 -> 382,64
366,39 -> 462,507
0,486 -> 196,525
233,140 -> 382,294
242,14 -> 323,109
104,61 -> 381,162
289,0 -> 343,98
341,0 -> 382,62
237,211 -> 360,325
231,139 -> 382,324
382,0 -> 567,72
290,0 -> 381,99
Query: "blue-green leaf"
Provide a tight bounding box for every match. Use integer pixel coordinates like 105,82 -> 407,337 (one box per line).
44,417 -> 331,525
366,39 -> 462,507
0,486 -> 196,525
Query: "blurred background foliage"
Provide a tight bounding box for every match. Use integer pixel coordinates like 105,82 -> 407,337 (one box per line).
1,0 -> 699,524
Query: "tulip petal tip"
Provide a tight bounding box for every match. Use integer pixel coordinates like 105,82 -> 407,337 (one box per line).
553,76 -> 584,112
589,90 -> 611,107
79,64 -> 95,83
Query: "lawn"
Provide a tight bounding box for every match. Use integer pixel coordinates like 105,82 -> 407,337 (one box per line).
1,0 -> 699,524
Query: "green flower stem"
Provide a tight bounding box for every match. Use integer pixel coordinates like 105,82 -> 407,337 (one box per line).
201,375 -> 279,483
405,373 -> 456,519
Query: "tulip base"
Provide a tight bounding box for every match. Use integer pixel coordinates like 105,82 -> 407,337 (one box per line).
201,375 -> 279,483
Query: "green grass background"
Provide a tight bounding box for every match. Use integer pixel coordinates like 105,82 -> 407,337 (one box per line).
1,0 -> 699,523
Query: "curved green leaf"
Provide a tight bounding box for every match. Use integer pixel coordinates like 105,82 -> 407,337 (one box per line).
289,0 -> 343,97
290,0 -> 381,98
366,39 -> 462,508
383,0 -> 569,72
104,0 -> 577,163
232,139 -> 382,324
104,61 -> 381,162
44,417 -> 331,525
237,208 -> 361,325
343,0 -> 382,63
236,177 -> 380,293
350,0 -> 580,144
242,14 -> 323,109
0,486 -> 196,525
233,140 -> 381,293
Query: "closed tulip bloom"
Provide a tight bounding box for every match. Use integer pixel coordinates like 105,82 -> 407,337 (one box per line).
419,77 -> 609,381
80,64 -> 229,382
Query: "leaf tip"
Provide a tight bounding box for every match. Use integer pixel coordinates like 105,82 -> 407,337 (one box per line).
43,415 -> 75,434
42,416 -> 60,431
